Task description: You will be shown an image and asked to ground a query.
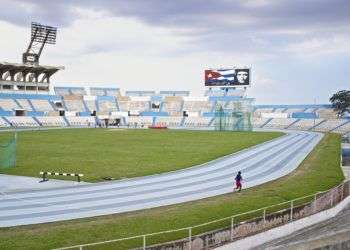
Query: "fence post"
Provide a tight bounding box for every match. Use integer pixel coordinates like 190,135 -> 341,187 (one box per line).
143,235 -> 146,250
188,227 -> 192,250
290,200 -> 293,221
340,184 -> 344,201
313,193 -> 317,213
230,217 -> 234,241
263,209 -> 266,224
330,190 -> 333,207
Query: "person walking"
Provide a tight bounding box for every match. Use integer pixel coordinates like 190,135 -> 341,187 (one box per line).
234,171 -> 243,192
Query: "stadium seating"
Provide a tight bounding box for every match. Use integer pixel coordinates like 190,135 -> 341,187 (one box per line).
183,117 -> 212,127
313,119 -> 348,132
5,116 -> 38,127
126,116 -> 153,127
0,117 -> 10,127
252,117 -> 271,128
97,99 -> 118,112
54,87 -> 70,96
30,99 -> 54,111
0,99 -> 19,110
84,99 -> 96,112
0,88 -> 349,134
317,108 -> 338,119
333,121 -> 350,133
64,99 -> 86,112
162,96 -> 183,115
155,116 -> 183,127
254,108 -> 274,117
124,96 -> 151,112
288,119 -> 324,130
36,116 -> 67,127
183,100 -> 212,113
66,116 -> 96,127
16,99 -> 33,111
55,87 -> 86,96
264,118 -> 298,129
90,87 -> 120,96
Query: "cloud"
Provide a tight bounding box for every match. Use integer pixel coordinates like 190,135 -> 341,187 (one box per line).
1,0 -> 350,56
284,35 -> 350,57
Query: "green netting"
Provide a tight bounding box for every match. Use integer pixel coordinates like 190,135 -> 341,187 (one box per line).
0,134 -> 16,168
214,99 -> 253,131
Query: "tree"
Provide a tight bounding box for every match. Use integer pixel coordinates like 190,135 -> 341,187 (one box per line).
330,90 -> 350,117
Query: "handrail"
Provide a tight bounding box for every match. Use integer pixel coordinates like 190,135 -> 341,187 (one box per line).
54,180 -> 348,250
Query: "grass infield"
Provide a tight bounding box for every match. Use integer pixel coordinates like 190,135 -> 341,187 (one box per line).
0,132 -> 344,249
0,128 -> 282,182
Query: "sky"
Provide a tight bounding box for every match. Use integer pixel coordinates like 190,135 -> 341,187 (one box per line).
0,0 -> 349,104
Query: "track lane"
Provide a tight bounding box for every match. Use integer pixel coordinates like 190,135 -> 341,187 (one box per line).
0,130 -> 323,227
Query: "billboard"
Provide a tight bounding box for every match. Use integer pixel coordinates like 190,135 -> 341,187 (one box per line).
205,68 -> 250,86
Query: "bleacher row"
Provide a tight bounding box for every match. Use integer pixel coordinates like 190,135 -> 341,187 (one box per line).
0,115 -> 349,133
0,95 -> 338,116
0,87 -> 349,133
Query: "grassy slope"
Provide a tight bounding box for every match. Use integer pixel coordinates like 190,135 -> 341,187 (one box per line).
0,133 -> 344,250
0,129 -> 282,182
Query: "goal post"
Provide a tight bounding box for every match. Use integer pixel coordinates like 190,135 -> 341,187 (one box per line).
0,133 -> 17,169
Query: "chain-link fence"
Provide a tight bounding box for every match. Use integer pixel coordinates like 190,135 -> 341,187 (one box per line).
214,99 -> 253,131
0,133 -> 16,168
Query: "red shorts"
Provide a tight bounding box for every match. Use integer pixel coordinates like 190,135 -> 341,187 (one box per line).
235,181 -> 241,188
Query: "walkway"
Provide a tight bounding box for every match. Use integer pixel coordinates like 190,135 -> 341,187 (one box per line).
254,204 -> 350,250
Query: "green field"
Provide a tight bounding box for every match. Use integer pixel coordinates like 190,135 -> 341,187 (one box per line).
0,133 -> 344,250
0,128 -> 282,182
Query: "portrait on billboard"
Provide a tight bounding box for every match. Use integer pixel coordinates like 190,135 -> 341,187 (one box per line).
235,69 -> 249,85
205,68 -> 250,86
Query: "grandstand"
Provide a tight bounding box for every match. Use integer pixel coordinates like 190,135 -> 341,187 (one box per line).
90,87 -> 120,96
36,116 -> 66,127
0,87 -> 349,134
65,116 -> 96,127
4,116 -> 37,127
154,116 -> 183,127
263,118 -> 298,129
161,96 -> 183,116
126,116 -> 153,127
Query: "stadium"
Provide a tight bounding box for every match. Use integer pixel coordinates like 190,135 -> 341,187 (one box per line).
1,3 -> 350,250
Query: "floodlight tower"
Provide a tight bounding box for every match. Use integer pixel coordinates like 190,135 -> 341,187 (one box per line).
22,22 -> 57,65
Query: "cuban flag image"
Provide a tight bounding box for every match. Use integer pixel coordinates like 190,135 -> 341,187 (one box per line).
205,69 -> 235,86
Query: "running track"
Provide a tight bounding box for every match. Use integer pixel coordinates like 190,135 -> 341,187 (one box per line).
0,130 -> 323,227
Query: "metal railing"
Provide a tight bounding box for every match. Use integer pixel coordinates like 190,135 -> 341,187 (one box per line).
54,180 -> 349,250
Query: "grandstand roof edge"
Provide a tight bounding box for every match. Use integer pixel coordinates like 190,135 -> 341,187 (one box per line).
0,61 -> 64,70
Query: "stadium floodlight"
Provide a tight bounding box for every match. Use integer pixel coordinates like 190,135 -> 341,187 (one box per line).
23,22 -> 58,65
31,22 -> 57,44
